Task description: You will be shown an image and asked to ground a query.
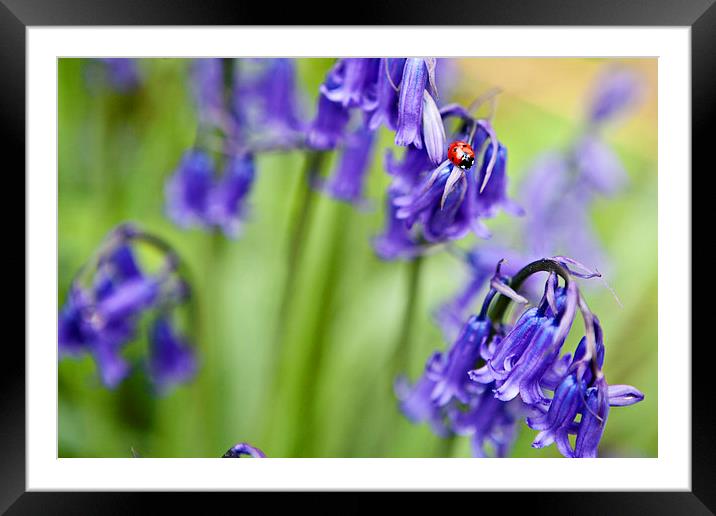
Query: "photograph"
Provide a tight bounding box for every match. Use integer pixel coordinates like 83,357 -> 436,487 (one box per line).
57,56 -> 657,459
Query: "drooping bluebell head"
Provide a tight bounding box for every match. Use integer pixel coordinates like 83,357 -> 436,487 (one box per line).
207,153 -> 256,237
320,58 -> 381,110
395,58 -> 429,149
307,92 -> 351,150
368,58 -> 407,131
58,225 -> 197,392
222,442 -> 267,458
319,126 -> 375,205
148,317 -> 197,394
471,275 -> 578,407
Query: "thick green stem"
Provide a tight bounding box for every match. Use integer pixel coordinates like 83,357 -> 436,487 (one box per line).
391,255 -> 424,377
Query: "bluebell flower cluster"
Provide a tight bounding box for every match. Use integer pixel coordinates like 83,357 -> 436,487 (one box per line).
375,102 -> 521,260
166,58 -> 307,236
58,224 -> 197,393
436,65 -> 643,336
222,442 -> 266,458
398,258 -> 644,457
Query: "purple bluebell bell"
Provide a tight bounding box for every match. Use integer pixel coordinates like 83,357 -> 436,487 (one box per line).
471,277 -> 578,407
395,360 -> 451,438
320,58 -> 381,110
395,58 -> 429,148
222,442 -> 267,458
428,296 -> 496,406
165,149 -> 256,237
165,150 -> 214,230
148,317 -> 197,394
373,188 -> 425,260
587,66 -> 643,125
319,126 -> 375,205
207,153 -> 256,237
421,91 -> 447,165
450,384 -> 522,457
307,92 -> 351,150
368,58 -> 407,131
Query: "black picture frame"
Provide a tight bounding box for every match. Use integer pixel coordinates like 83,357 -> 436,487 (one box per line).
6,0 -> 710,513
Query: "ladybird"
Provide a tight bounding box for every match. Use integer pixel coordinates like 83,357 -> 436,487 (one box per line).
447,141 -> 475,170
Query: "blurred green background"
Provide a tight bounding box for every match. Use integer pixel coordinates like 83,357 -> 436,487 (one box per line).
58,58 -> 657,458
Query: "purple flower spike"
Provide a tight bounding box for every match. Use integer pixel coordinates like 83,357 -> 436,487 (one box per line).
395,58 -> 428,148
321,127 -> 375,205
208,153 -> 256,238
368,58 -> 406,131
307,92 -> 351,150
165,150 -> 215,230
222,442 -> 267,458
429,314 -> 492,406
148,318 -> 197,394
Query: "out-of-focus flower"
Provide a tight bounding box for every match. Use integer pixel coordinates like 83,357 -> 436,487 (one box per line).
395,362 -> 451,438
58,224 -> 197,392
450,383 -> 522,457
222,442 -> 267,458
148,317 -> 197,394
165,149 -> 256,238
318,126 -> 375,205
85,58 -> 142,93
587,66 -> 643,126
373,187 -> 426,260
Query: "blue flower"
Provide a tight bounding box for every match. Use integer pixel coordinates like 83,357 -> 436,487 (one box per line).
449,383 -> 521,457
395,359 -> 451,438
319,126 -> 375,205
471,277 -> 578,407
372,187 -> 425,260
98,58 -> 141,93
222,442 -> 267,458
429,309 -> 493,407
368,58 -> 407,131
148,318 -> 197,394
587,66 -> 643,126
58,226 -> 197,392
307,91 -> 351,150
165,150 -> 256,237
395,58 -> 429,148
191,58 -> 225,125
320,58 -> 380,110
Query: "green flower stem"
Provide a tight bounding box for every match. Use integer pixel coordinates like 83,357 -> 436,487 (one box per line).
391,255 -> 424,377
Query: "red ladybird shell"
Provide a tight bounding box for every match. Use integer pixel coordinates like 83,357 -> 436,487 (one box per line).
447,141 -> 475,168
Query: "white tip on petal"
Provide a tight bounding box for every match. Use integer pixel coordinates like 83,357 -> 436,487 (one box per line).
422,90 -> 446,165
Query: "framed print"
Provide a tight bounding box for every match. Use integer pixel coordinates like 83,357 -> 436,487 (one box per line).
6,0 -> 712,512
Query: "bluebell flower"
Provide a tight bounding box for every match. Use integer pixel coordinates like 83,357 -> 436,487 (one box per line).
307,91 -> 351,150
148,317 -> 197,394
372,188 -> 425,260
449,383 -> 522,457
319,126 -> 375,205
587,66 -> 643,126
368,58 -> 407,131
96,58 -> 141,93
320,58 -> 381,110
395,361 -> 451,438
207,153 -> 256,237
165,149 -> 256,237
395,58 -> 429,148
165,150 -> 214,230
471,277 -> 578,407
428,295 -> 496,406
222,442 -> 267,458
